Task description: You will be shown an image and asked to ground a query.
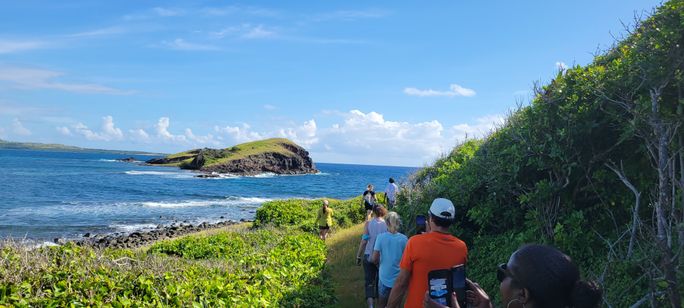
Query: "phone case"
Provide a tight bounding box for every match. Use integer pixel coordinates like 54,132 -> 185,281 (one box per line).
428,269 -> 452,306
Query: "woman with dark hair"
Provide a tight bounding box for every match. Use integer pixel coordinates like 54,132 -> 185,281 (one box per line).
424,244 -> 602,308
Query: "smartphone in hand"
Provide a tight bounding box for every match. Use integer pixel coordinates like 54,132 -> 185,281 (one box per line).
452,264 -> 467,308
428,269 -> 451,306
416,215 -> 426,234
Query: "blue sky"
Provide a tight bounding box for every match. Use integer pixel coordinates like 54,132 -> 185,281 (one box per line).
0,0 -> 662,166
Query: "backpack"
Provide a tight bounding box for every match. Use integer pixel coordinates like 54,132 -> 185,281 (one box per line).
363,191 -> 375,207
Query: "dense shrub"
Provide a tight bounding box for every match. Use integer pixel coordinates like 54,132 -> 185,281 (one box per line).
254,197 -> 368,232
0,229 -> 333,307
396,1 -> 684,306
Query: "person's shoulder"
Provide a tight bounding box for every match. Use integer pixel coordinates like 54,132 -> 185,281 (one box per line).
446,234 -> 467,248
407,232 -> 429,243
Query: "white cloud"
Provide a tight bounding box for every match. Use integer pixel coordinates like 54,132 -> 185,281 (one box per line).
201,6 -> 279,17
162,38 -> 219,51
556,61 -> 568,70
0,67 -> 133,95
451,115 -> 504,141
313,9 -> 390,21
68,26 -> 126,38
57,126 -> 72,136
129,128 -> 149,141
276,119 -> 318,147
101,116 -> 123,140
11,118 -> 31,136
153,7 -> 184,17
404,83 -> 476,97
323,110 -> 444,161
263,104 -> 276,111
310,110 -> 503,166
214,123 -> 263,143
156,117 -> 187,142
72,116 -> 124,141
243,25 -> 276,39
0,40 -> 46,54
184,128 -> 218,145
211,24 -> 277,40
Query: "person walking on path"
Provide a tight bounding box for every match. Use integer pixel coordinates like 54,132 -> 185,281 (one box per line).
371,211 -> 408,308
316,199 -> 334,240
362,184 -> 377,220
386,198 -> 468,308
384,178 -> 399,210
356,205 -> 388,308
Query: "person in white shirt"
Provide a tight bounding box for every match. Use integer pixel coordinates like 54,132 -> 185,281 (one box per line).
384,178 -> 399,210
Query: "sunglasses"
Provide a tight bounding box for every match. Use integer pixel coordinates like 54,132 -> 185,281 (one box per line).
497,263 -> 513,283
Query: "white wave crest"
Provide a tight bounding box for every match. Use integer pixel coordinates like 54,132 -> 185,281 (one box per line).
253,172 -> 277,178
125,170 -> 174,175
98,159 -> 118,162
109,223 -> 157,232
140,197 -> 272,208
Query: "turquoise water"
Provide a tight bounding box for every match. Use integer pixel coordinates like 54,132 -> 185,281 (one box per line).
0,149 -> 417,240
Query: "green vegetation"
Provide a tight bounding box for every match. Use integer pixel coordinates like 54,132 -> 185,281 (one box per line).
0,139 -> 160,155
0,196 -> 371,307
253,197 -> 371,232
0,228 -> 333,307
203,138 -> 299,168
150,138 -> 305,169
396,2 -> 684,306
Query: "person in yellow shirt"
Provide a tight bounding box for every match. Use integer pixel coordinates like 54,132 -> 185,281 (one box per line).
317,199 -> 334,240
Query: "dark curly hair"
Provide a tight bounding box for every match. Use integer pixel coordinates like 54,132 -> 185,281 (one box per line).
510,244 -> 602,308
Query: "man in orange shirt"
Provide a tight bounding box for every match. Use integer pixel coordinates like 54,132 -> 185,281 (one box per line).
386,198 -> 467,308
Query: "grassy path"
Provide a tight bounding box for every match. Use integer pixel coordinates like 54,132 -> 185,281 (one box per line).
326,223 -> 366,307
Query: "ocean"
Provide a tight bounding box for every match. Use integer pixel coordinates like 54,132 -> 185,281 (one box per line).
0,149 -> 417,241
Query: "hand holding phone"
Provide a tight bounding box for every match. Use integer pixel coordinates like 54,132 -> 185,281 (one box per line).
356,256 -> 362,266
452,265 -> 467,308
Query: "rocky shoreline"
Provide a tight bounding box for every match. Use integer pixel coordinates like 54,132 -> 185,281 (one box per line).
54,219 -> 253,249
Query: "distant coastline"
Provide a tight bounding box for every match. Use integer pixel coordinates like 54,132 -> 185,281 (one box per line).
0,139 -> 164,156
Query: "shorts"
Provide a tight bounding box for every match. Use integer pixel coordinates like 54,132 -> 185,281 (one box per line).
378,283 -> 392,299
319,225 -> 330,230
364,202 -> 374,211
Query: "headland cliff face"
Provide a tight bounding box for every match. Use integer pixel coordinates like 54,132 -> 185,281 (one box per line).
146,138 -> 317,176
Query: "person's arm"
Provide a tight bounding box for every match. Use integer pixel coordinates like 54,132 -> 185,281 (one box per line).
386,269 -> 410,308
356,222 -> 370,264
371,250 -> 380,265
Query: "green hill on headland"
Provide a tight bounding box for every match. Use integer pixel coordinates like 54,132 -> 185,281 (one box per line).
0,139 -> 161,155
146,138 -> 318,175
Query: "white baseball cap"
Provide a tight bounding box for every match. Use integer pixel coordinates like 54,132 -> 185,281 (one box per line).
429,198 -> 455,220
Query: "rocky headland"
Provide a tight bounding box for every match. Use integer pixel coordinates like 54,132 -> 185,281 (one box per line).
145,138 -> 318,176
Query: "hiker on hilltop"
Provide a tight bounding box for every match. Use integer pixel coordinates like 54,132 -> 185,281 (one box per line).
423,244 -> 602,308
362,184 -> 377,220
386,198 -> 467,308
384,178 -> 399,210
356,205 -> 388,308
317,199 -> 334,240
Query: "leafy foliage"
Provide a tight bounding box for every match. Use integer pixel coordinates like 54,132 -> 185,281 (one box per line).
396,1 -> 684,306
0,229 -> 333,307
254,197 -> 368,232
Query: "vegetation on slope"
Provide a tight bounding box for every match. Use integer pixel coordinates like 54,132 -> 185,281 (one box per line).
0,139 -> 159,155
396,2 -> 684,306
0,196 -> 370,307
149,138 -> 303,168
